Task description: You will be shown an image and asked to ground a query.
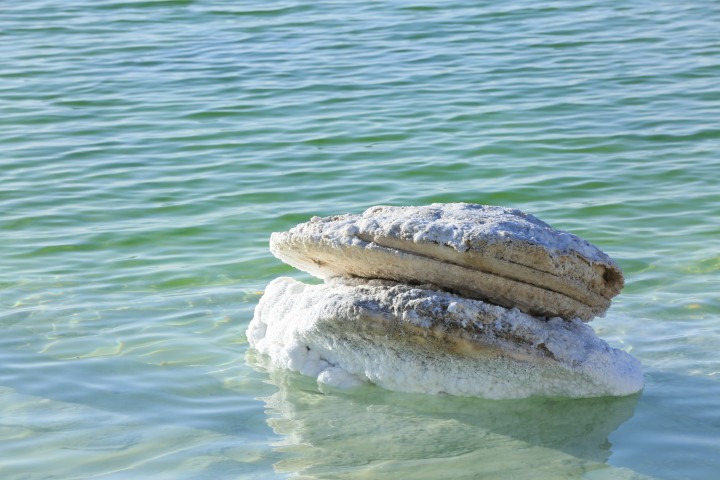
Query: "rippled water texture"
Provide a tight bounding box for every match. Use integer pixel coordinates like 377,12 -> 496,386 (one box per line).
2,1 -> 719,478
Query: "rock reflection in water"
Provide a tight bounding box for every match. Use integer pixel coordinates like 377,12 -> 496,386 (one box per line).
247,351 -> 649,480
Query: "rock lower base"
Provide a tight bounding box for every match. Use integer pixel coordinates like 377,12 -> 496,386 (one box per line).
247,277 -> 643,399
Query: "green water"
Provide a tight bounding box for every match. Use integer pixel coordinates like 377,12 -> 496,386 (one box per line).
2,0 -> 719,478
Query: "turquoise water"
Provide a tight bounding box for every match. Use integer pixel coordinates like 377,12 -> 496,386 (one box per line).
2,0 -> 719,478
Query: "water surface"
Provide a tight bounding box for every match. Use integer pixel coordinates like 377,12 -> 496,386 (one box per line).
2,1 -> 719,478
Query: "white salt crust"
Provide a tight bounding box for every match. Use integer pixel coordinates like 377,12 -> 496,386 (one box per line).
285,203 -> 618,266
247,277 -> 643,399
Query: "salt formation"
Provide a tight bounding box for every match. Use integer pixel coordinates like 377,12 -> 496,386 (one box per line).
248,203 -> 643,399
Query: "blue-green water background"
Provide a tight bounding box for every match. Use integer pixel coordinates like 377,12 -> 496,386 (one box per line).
2,1 -> 719,478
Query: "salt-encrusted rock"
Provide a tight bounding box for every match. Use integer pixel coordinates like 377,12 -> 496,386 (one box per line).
247,277 -> 643,399
270,203 -> 624,321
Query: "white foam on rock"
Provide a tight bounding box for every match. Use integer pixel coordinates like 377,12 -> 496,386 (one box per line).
247,277 -> 643,399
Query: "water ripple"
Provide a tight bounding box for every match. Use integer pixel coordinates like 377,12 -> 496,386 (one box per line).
2,0 -> 720,478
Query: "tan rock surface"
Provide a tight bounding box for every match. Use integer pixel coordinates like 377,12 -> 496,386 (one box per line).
270,203 -> 624,321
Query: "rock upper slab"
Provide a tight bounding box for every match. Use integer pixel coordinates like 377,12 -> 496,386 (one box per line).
270,203 -> 624,321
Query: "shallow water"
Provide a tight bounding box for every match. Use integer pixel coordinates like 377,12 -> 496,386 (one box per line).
1,0 -> 719,478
